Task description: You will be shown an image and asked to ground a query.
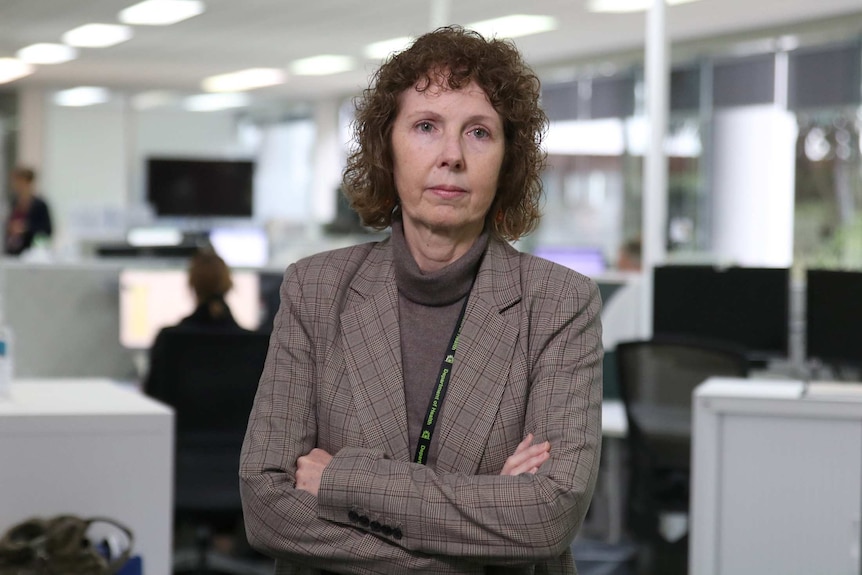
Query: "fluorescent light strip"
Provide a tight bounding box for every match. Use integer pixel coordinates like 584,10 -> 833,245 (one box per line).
364,36 -> 413,60
184,92 -> 250,112
53,87 -> 111,107
119,0 -> 205,25
363,15 -> 557,61
62,23 -> 133,47
289,55 -> 355,76
202,68 -> 286,92
131,90 -> 180,109
17,43 -> 78,65
0,58 -> 35,84
467,15 -> 558,39
587,0 -> 701,13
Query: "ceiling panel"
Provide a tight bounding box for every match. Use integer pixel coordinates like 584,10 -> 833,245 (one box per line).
0,0 -> 860,103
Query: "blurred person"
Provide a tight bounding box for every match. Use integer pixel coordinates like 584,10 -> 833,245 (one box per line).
240,26 -> 603,574
143,248 -> 250,554
4,166 -> 53,256
617,236 -> 642,272
144,248 -> 248,395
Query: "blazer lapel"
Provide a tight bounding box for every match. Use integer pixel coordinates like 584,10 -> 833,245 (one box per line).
433,239 -> 522,474
339,245 -> 412,462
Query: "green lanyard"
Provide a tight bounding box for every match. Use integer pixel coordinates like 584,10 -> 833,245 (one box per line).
413,296 -> 470,465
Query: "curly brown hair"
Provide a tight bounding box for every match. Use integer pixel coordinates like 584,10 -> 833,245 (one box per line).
342,25 -> 548,241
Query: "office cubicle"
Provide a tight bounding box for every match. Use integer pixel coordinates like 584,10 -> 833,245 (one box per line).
1,261 -> 282,381
2,261 -> 138,380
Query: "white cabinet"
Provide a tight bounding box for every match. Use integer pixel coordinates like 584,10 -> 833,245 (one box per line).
0,380 -> 174,575
690,377 -> 862,575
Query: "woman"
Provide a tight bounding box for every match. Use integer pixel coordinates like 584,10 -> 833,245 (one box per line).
176,248 -> 243,331
240,26 -> 603,574
144,249 -> 247,396
4,166 -> 53,256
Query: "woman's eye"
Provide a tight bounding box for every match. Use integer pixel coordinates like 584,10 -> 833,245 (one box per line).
418,122 -> 433,132
471,128 -> 489,139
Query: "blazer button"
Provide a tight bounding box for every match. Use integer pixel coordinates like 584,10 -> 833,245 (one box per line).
392,527 -> 403,540
358,515 -> 370,527
369,521 -> 381,532
348,511 -> 359,523
380,525 -> 393,536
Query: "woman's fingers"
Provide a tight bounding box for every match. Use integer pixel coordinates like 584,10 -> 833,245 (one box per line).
500,435 -> 551,476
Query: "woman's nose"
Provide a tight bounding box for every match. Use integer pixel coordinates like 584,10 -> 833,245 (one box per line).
437,133 -> 465,170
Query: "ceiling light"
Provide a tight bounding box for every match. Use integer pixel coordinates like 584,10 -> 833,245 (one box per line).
289,55 -> 355,76
53,87 -> 111,107
183,93 -> 250,112
119,0 -> 205,25
587,0 -> 701,13
364,36 -> 413,60
0,58 -> 35,84
131,90 -> 180,109
17,43 -> 78,65
467,15 -> 558,39
202,68 -> 286,92
62,23 -> 133,48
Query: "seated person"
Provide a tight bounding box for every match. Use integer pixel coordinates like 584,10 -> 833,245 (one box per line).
143,248 -> 249,396
143,248 -> 251,556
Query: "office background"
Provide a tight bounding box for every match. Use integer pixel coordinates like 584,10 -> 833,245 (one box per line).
1,3 -> 862,574
0,1 -> 860,276
0,0 -> 860,401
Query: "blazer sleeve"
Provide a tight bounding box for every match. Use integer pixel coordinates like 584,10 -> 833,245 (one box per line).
239,264 -> 465,574
315,273 -> 603,565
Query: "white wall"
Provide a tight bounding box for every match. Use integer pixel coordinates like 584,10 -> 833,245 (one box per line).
254,119 -> 316,222
310,99 -> 342,224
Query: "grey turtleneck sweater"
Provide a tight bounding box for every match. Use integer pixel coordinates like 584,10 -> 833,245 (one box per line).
390,219 -> 489,466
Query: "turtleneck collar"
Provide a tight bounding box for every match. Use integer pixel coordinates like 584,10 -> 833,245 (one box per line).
391,216 -> 489,306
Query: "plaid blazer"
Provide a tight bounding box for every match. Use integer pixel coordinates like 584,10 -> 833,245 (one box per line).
240,235 -> 603,574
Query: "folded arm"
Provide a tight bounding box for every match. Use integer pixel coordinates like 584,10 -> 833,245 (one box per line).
240,263 -> 602,570
240,265 -> 467,574
314,277 -> 603,565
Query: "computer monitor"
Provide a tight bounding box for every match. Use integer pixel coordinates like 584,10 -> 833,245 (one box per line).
208,227 -> 269,267
653,265 -> 790,361
119,269 -> 261,349
146,157 -> 255,217
533,246 -> 607,277
805,269 -> 862,367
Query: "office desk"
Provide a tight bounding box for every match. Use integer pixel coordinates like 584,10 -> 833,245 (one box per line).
0,379 -> 173,575
600,400 -> 627,543
690,377 -> 862,575
602,399 -> 626,438
0,381 -> 627,563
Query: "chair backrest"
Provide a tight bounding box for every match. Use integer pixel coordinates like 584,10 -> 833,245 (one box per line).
616,336 -> 749,470
616,337 -> 749,539
147,329 -> 270,512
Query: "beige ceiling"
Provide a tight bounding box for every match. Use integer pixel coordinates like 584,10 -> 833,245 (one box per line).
1,0 -> 861,103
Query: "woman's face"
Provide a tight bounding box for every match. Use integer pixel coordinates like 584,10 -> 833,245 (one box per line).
391,78 -> 505,242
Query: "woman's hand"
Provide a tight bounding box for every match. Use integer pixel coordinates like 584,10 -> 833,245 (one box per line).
500,433 -> 550,476
296,448 -> 333,497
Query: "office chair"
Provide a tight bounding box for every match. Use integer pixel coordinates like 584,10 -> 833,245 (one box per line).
146,329 -> 273,575
616,336 -> 749,575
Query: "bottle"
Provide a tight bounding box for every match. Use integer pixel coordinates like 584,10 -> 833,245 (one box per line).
0,326 -> 12,399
